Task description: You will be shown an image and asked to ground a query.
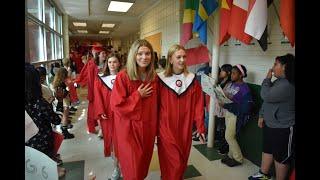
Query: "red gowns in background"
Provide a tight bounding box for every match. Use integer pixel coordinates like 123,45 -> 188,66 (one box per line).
157,72 -> 205,180
93,74 -> 117,157
75,59 -> 98,133
110,70 -> 158,180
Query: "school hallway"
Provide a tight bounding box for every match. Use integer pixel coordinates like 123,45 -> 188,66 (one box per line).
56,87 -> 261,180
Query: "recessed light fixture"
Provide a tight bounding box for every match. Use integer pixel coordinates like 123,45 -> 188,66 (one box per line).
73,22 -> 87,27
107,1 -> 133,12
77,30 -> 88,33
102,23 -> 115,28
99,31 -> 110,34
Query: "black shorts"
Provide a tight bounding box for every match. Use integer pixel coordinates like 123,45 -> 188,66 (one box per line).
263,125 -> 295,164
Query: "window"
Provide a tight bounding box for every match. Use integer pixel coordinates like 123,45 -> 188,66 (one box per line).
26,0 -> 63,63
27,0 -> 42,21
55,35 -> 63,59
44,0 -> 54,28
55,12 -> 62,33
28,20 -> 45,62
45,29 -> 54,60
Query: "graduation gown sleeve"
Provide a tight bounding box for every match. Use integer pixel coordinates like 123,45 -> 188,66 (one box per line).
110,71 -> 142,121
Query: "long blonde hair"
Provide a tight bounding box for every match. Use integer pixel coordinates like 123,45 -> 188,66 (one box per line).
52,67 -> 68,89
164,44 -> 189,77
126,39 -> 156,81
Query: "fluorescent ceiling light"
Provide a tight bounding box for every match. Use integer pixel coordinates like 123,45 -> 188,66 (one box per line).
77,30 -> 88,33
102,23 -> 115,28
73,22 -> 87,27
99,31 -> 110,34
107,1 -> 133,12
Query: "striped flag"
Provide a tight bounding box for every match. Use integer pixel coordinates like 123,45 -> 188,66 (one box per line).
181,0 -> 198,46
280,0 -> 295,47
244,0 -> 268,40
193,0 -> 218,44
228,0 -> 252,44
219,0 -> 233,45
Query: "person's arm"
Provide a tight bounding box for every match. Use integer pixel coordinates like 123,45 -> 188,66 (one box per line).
260,79 -> 291,103
74,60 -> 89,87
223,92 -> 252,116
194,81 -> 205,134
110,73 -> 142,121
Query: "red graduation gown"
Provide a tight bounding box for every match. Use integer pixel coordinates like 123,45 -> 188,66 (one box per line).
93,74 -> 117,157
75,59 -> 98,133
110,70 -> 158,180
64,77 -> 79,104
157,72 -> 205,180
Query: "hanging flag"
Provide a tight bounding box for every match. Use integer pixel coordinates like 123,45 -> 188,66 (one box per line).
256,0 -> 273,51
185,45 -> 210,66
228,0 -> 252,44
280,0 -> 295,47
193,0 -> 218,44
181,0 -> 198,46
245,0 -> 267,40
219,0 -> 233,45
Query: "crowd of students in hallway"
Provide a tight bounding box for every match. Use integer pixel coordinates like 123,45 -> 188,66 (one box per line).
25,39 -> 295,180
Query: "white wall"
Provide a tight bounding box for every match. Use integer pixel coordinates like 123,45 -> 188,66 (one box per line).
139,0 -> 181,57
207,0 -> 295,85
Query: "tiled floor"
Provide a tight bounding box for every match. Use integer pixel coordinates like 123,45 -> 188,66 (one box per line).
58,87 -> 261,180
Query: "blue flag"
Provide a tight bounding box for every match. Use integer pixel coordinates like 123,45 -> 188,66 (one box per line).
193,0 -> 218,44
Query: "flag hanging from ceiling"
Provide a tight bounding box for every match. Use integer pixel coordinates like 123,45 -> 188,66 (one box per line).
181,0 -> 198,46
245,0 -> 267,40
219,0 -> 233,45
280,0 -> 295,47
228,0 -> 252,44
256,0 -> 274,51
193,0 -> 218,44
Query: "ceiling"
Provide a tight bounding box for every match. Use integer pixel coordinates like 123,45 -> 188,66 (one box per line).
54,0 -> 159,39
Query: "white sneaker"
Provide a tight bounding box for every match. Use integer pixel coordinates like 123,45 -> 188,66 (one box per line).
111,167 -> 120,180
97,129 -> 103,139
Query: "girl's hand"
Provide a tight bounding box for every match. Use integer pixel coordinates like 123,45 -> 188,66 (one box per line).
258,117 -> 264,128
100,114 -> 107,120
196,133 -> 206,144
266,69 -> 273,79
218,100 -> 224,107
137,83 -> 153,98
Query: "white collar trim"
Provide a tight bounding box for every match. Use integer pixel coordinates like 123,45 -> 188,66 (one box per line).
99,74 -> 116,90
158,71 -> 195,95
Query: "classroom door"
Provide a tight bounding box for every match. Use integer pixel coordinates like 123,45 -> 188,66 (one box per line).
145,32 -> 161,59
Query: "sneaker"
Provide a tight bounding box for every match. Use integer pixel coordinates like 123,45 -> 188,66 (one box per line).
67,124 -> 73,129
224,158 -> 242,167
69,107 -> 77,112
248,170 -> 271,180
97,129 -> 103,139
221,156 -> 232,164
111,167 -> 121,180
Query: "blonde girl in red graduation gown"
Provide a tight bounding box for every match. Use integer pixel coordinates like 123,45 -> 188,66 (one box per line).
75,46 -> 107,133
93,53 -> 122,179
110,39 -> 158,180
157,44 -> 206,180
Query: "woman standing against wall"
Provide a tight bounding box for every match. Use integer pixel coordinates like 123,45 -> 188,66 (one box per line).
249,54 -> 295,180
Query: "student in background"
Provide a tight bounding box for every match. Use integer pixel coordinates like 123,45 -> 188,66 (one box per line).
53,68 -> 75,139
157,44 -> 206,180
249,54 -> 295,180
110,39 -> 158,180
219,64 -> 253,167
25,63 -> 66,178
75,46 -> 106,134
215,64 -> 232,155
93,53 -> 122,179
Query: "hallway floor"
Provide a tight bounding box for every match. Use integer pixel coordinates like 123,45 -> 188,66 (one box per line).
58,87 -> 261,180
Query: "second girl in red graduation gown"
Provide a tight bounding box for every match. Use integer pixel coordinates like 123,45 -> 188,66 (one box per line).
157,44 -> 206,180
